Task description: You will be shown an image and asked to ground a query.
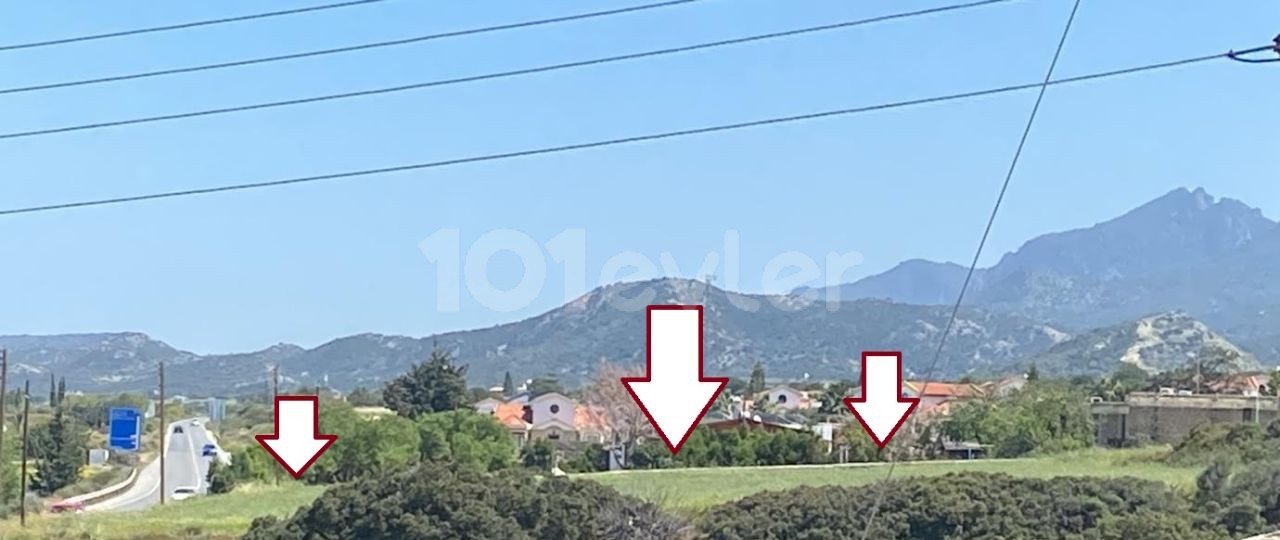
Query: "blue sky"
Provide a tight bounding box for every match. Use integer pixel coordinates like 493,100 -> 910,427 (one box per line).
1,0 -> 1277,353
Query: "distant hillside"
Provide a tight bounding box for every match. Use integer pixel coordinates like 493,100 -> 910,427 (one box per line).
802,187 -> 1280,362
0,279 -> 1067,395
1032,311 -> 1260,376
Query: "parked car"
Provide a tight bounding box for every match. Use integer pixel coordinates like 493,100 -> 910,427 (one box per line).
172,487 -> 197,501
49,500 -> 85,514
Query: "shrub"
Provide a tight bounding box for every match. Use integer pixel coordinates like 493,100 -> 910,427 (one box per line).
242,464 -> 688,539
698,472 -> 1226,539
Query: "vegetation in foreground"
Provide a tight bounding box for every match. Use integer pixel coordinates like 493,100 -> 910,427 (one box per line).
0,483 -> 325,539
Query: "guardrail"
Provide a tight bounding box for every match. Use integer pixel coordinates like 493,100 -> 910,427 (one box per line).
61,466 -> 139,507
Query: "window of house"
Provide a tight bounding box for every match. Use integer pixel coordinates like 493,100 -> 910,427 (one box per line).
550,404 -> 561,414
777,394 -> 788,404
548,430 -> 560,440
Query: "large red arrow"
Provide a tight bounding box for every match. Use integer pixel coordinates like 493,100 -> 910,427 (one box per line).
255,395 -> 338,479
842,351 -> 919,449
622,305 -> 728,455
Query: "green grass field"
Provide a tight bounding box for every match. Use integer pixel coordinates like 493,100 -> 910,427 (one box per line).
578,446 -> 1201,510
0,483 -> 326,539
0,447 -> 1199,539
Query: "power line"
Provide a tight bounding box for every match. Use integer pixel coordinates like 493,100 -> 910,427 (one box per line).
0,0 -> 701,95
857,0 -> 1082,538
0,0 -> 389,52
0,0 -> 1015,141
0,51 -> 1234,218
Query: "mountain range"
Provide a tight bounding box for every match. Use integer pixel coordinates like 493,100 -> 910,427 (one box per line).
802,187 -> 1280,360
3,187 -> 1275,396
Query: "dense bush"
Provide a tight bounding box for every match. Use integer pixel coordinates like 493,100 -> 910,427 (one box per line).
1169,421 -> 1280,466
635,426 -> 829,468
417,410 -> 517,473
242,463 -> 688,540
306,401 -> 420,483
939,381 -> 1093,457
699,472 -> 1227,540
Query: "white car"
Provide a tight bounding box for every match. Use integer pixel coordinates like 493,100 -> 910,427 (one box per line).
190,420 -> 202,427
171,487 -> 197,501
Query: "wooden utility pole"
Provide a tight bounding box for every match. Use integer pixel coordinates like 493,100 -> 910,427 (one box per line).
272,365 -> 280,486
159,360 -> 166,505
0,348 -> 7,496
19,380 -> 30,527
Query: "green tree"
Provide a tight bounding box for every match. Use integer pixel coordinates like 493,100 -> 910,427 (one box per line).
940,381 -> 1093,458
416,410 -> 516,473
32,408 -> 87,495
48,373 -> 57,407
1026,362 -> 1040,381
309,402 -> 419,483
747,361 -> 766,395
346,386 -> 383,407
527,377 -> 563,398
521,439 -> 555,472
382,349 -> 469,418
502,371 -> 515,396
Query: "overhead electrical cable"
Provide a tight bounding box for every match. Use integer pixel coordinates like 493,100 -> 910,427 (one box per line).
0,0 -> 1015,141
0,0 -> 702,95
0,48 -> 1254,218
856,0 -> 1083,537
0,0 -> 390,52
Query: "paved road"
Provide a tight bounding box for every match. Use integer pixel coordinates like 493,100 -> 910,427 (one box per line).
88,418 -> 217,511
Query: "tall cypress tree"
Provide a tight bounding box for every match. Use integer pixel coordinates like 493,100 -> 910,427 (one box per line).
57,377 -> 67,405
502,371 -> 515,397
748,361 -> 767,395
49,372 -> 57,407
32,408 -> 85,495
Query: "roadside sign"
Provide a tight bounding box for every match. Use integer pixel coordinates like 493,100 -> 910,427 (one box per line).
108,407 -> 142,452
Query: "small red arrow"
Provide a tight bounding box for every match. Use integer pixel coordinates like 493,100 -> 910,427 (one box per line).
622,305 -> 728,455
842,351 -> 920,449
255,395 -> 338,479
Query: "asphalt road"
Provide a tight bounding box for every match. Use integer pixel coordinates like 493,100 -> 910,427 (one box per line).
88,418 -> 217,511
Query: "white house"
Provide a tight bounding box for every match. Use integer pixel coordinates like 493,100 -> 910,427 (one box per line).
760,385 -> 819,411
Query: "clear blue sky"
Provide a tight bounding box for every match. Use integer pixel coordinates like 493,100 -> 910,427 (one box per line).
1,0 -> 1277,354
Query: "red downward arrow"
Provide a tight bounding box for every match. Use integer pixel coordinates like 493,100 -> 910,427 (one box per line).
255,396 -> 338,479
843,351 -> 919,449
622,305 -> 728,455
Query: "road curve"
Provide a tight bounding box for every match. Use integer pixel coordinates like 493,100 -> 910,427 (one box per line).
88,418 -> 217,512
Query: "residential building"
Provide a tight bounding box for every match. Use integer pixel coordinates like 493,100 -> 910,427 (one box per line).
1092,391 -> 1280,446
474,392 -> 609,446
758,385 -> 820,411
903,380 -> 985,414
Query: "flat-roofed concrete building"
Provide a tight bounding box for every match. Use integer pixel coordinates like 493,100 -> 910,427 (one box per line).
1092,391 -> 1279,446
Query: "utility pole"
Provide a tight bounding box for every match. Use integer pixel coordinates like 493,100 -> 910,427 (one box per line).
19,380 -> 30,527
159,360 -> 166,505
272,364 -> 280,486
0,348 -> 7,497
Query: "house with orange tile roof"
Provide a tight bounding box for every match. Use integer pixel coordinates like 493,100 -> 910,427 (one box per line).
903,380 -> 986,414
475,392 -> 611,446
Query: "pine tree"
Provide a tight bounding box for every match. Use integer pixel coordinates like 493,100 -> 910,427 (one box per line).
748,361 -> 767,395
502,371 -> 515,397
1026,362 -> 1041,382
57,377 -> 66,405
382,349 -> 469,418
32,408 -> 85,495
49,372 -> 57,407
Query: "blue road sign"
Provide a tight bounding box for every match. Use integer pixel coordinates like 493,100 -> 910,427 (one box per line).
108,407 -> 142,452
